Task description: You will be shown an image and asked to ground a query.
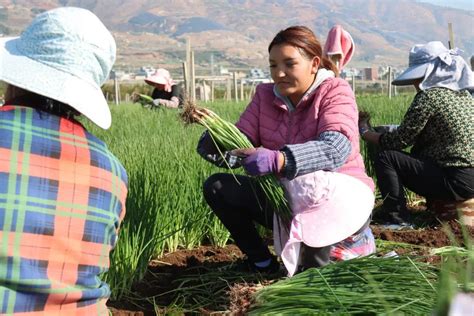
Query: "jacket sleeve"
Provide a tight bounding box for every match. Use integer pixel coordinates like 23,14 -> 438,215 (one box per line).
380,91 -> 433,150
281,131 -> 351,179
235,85 -> 263,147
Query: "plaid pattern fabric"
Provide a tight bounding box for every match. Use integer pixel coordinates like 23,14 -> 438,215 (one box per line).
0,106 -> 128,315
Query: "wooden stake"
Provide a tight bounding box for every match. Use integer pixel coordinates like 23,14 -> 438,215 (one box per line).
190,50 -> 196,102
233,72 -> 238,102
226,78 -> 231,101
448,22 -> 454,49
182,61 -> 188,100
387,66 -> 392,99
114,78 -> 120,105
203,80 -> 208,102
186,38 -> 191,96
211,80 -> 215,102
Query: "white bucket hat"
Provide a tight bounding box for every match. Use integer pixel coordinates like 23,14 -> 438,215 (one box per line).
0,7 -> 116,129
393,41 -> 474,92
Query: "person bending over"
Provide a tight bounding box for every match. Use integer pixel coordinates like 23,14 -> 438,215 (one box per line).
144,68 -> 182,108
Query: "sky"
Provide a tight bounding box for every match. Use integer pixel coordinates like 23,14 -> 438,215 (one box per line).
415,0 -> 474,11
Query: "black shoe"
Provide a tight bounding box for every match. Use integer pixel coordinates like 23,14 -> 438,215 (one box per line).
372,206 -> 411,225
247,256 -> 281,274
388,211 -> 410,225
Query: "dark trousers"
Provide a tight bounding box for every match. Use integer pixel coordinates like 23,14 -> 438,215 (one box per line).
203,173 -> 274,263
374,150 -> 474,211
203,173 -> 367,268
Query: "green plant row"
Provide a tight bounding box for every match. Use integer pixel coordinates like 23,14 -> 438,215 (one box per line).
250,256 -> 439,315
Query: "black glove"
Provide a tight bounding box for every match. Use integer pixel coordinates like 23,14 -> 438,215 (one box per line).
196,131 -> 241,169
197,131 -> 220,156
358,111 -> 373,136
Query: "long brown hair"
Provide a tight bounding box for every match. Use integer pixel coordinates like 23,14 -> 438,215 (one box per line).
268,26 -> 338,75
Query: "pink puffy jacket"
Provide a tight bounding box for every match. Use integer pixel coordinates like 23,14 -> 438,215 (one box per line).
235,77 -> 374,191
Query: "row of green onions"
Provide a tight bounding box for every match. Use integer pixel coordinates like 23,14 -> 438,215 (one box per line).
180,101 -> 292,223
249,256 -> 439,314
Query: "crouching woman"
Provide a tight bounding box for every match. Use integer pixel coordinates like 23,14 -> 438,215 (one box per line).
197,26 -> 376,276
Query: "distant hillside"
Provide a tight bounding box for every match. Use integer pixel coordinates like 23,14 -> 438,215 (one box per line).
0,0 -> 473,71
416,0 -> 474,11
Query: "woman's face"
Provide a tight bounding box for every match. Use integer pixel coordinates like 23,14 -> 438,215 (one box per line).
269,44 -> 320,105
154,83 -> 166,90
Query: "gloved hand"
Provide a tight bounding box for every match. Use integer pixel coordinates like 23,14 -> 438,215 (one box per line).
197,131 -> 222,157
358,111 -> 373,136
197,131 -> 241,169
231,147 -> 282,176
152,99 -> 162,107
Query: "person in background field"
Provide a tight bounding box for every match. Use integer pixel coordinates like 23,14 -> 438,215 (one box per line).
359,41 -> 474,225
323,24 -> 355,75
144,68 -> 182,108
197,26 -> 376,276
0,7 -> 128,315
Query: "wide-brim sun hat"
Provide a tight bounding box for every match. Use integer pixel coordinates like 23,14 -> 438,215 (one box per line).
281,170 -> 374,248
392,41 -> 449,86
0,7 -> 116,129
144,68 -> 174,92
145,73 -> 168,86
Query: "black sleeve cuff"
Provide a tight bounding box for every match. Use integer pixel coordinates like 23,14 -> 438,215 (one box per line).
281,148 -> 297,180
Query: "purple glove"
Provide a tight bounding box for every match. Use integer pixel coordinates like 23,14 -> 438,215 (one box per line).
232,147 -> 280,176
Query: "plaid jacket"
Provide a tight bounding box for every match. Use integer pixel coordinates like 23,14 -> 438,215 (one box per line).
0,106 -> 128,315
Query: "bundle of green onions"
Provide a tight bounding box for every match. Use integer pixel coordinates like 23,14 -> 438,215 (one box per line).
180,101 -> 292,223
249,256 -> 439,314
132,92 -> 154,108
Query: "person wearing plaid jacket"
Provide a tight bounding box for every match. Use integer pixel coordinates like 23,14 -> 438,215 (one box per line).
0,7 -> 128,315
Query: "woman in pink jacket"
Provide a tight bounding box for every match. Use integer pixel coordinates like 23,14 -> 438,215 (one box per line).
198,26 -> 376,276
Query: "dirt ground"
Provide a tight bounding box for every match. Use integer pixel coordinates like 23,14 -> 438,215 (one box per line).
108,218 -> 473,315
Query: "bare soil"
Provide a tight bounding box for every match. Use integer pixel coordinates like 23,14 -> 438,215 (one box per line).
108,217 -> 473,315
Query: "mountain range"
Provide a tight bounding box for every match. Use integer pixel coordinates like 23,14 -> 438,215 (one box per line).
0,0 -> 473,73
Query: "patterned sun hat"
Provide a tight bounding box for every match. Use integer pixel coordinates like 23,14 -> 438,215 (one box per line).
0,7 -> 116,129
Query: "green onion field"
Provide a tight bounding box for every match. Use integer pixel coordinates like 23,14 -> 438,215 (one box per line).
82,95 -> 471,314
